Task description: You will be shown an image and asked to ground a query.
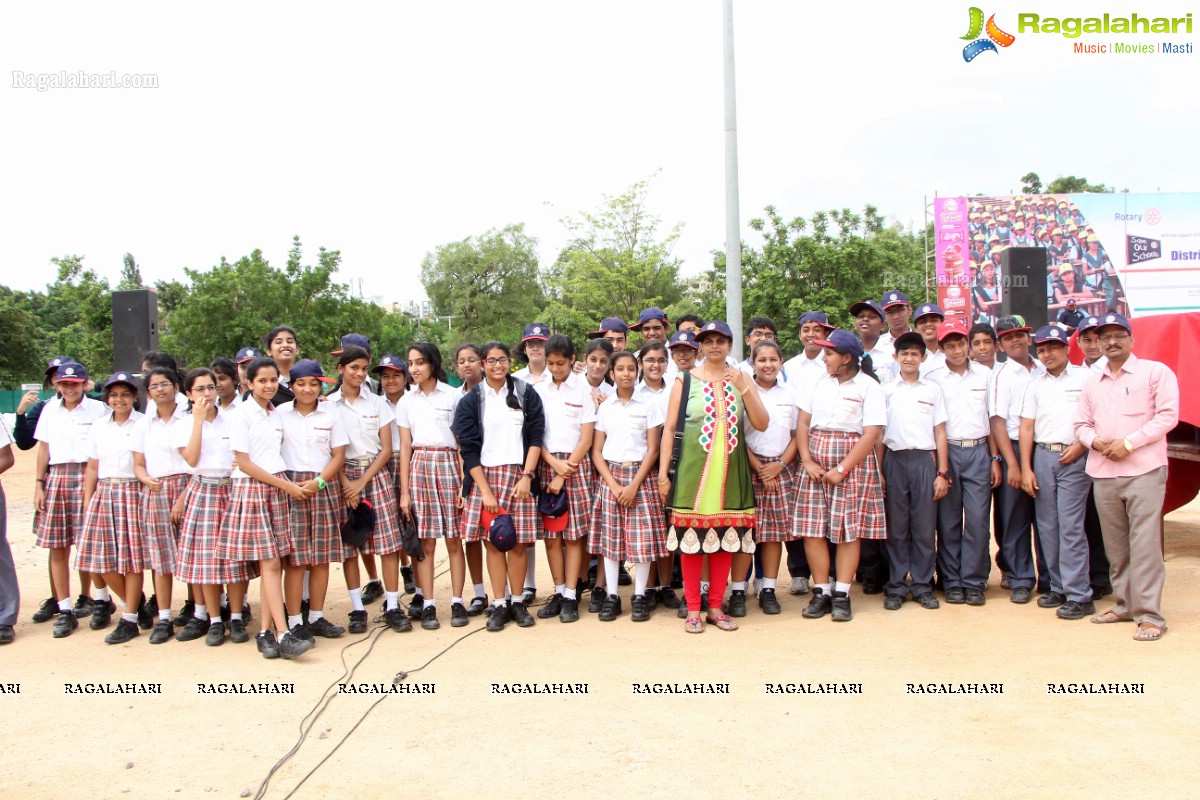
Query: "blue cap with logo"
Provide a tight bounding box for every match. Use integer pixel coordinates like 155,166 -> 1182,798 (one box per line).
521,323 -> 550,342
881,290 -> 910,310
696,320 -> 734,341
371,354 -> 408,374
631,307 -> 669,330
798,311 -> 833,329
849,299 -> 885,320
235,347 -> 262,364
54,362 -> 88,382
331,333 -> 370,355
589,317 -> 629,338
1033,326 -> 1069,346
102,371 -> 139,392
1078,315 -> 1104,334
1095,312 -> 1132,334
668,330 -> 699,350
813,329 -> 865,360
914,303 -> 945,321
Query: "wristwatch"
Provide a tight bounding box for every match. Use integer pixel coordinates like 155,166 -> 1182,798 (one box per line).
991,455 -> 1002,462
835,465 -> 847,475
937,470 -> 952,484
1122,439 -> 1134,452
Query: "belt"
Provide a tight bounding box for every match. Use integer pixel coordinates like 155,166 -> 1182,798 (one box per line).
948,437 -> 988,448
413,446 -> 456,452
608,460 -> 641,468
345,457 -> 376,467
194,476 -> 232,486
752,453 -> 783,463
1036,442 -> 1072,453
98,477 -> 140,485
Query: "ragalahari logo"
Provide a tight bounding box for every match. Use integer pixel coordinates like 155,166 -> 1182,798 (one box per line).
962,8 -> 1016,61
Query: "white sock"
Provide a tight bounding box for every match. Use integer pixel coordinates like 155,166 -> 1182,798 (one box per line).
309,609 -> 324,621
348,588 -> 364,611
835,581 -> 852,595
524,556 -> 536,589
58,597 -> 72,612
492,598 -> 506,609
287,614 -> 302,629
762,578 -> 777,591
279,630 -> 292,641
302,571 -> 310,601
230,612 -> 243,622
816,583 -> 832,596
731,581 -> 747,592
563,587 -> 577,600
504,588 -> 512,601
473,583 -> 486,599
121,611 -> 137,623
158,609 -> 171,621
209,613 -> 221,624
95,587 -> 110,602
634,563 -> 651,596
554,583 -> 566,597
194,604 -> 208,620
384,591 -> 399,611
451,596 -> 463,606
423,598 -> 436,609
603,558 -> 620,598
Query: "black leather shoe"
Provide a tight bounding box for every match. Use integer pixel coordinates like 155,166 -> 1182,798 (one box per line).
53,610 -> 78,638
278,633 -> 314,660
944,587 -> 966,604
802,589 -> 833,619
723,589 -> 747,618
510,601 -> 535,627
537,593 -> 563,619
758,588 -> 782,614
450,603 -> 469,628
884,594 -> 904,610
657,587 -> 681,609
588,588 -> 606,614
385,607 -> 413,632
1056,600 -> 1096,620
860,580 -> 883,596
408,595 -> 424,620
73,594 -> 95,619
964,589 -> 986,606
1036,580 -> 1051,595
32,597 -> 57,623
89,598 -> 116,630
205,621 -> 226,646
137,593 -> 154,630
229,618 -> 251,643
175,616 -> 210,642
300,599 -> 310,625
149,619 -> 173,644
400,567 -> 416,595
467,596 -> 488,616
644,589 -> 659,612
288,622 -> 315,642
916,592 -> 940,610
361,579 -> 384,605
256,631 -> 280,659
1010,587 -> 1033,604
598,595 -> 622,622
172,600 -> 195,628
347,610 -> 368,634
1091,584 -> 1114,599
831,591 -> 853,622
1037,592 -> 1066,608
421,605 -> 440,630
486,604 -> 510,632
308,617 -> 345,638
559,597 -> 580,623
104,619 -> 139,645
618,565 -> 632,586
631,594 -> 651,622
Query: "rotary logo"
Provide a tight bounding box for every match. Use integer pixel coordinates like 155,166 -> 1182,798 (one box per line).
962,7 -> 1016,62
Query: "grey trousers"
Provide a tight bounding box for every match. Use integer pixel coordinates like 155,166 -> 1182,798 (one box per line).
1032,447 -> 1092,602
884,449 -> 937,597
998,441 -> 1037,590
937,445 -> 992,591
1093,467 -> 1167,628
0,486 -> 18,626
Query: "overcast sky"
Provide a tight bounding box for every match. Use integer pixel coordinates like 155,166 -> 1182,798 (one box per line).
3,1 -> 1197,306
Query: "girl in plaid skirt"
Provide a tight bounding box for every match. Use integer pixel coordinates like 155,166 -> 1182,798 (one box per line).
792,330 -> 886,623
375,354 -> 415,606
451,341 -> 545,633
329,347 -> 410,634
397,343 -> 465,630
223,357 -> 314,659
591,351 -> 666,623
77,373 -> 146,643
131,367 -> 193,644
454,343 -> 489,615
636,340 -> 681,613
277,359 -> 348,640
33,360 -> 111,638
532,335 -> 596,624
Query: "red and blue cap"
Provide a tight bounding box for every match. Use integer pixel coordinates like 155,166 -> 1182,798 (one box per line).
371,354 -> 408,374
589,317 -> 629,338
54,362 -> 88,382
234,347 -> 262,364
631,307 -> 668,330
331,333 -> 370,356
290,359 -> 335,383
521,323 -> 550,342
696,320 -> 734,341
1033,326 -> 1069,346
668,330 -> 699,350
881,290 -> 910,310
813,329 -> 864,360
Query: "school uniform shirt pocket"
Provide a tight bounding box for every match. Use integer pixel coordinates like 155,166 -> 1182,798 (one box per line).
835,397 -> 863,429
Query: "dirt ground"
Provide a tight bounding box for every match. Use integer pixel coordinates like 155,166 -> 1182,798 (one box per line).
1,445 -> 1197,800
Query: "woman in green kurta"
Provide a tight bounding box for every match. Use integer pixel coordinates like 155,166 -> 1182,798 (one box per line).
658,321 -> 768,633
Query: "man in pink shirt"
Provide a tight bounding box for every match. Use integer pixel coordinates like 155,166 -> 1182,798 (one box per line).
1074,313 -> 1179,641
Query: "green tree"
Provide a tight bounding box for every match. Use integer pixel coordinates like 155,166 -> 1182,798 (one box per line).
1020,172 -> 1043,194
1045,175 -> 1112,194
0,286 -> 48,387
41,256 -> 114,375
420,224 -> 545,345
117,253 -> 145,291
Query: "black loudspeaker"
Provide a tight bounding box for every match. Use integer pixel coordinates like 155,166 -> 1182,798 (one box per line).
999,247 -> 1048,329
112,289 -> 159,373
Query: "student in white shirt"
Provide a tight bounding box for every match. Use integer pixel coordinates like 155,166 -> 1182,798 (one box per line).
1019,326 -> 1095,620
782,312 -> 832,385
912,302 -> 948,376
329,347 -> 410,634
130,367 -> 194,643
737,316 -> 778,376
277,359 -> 348,640
926,323 -> 1000,606
374,354 -> 414,604
1074,316 -> 1112,597
581,338 -> 616,409
211,357 -> 243,413
221,358 -> 314,660
77,373 -> 146,643
32,361 -> 110,638
532,335 -> 597,623
850,299 -> 893,377
397,343 -> 466,630
634,340 -> 677,611
512,323 -> 551,387
453,343 -> 489,614
880,333 -> 950,611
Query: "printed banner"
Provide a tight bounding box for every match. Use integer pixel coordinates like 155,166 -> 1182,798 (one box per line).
933,197 -> 973,324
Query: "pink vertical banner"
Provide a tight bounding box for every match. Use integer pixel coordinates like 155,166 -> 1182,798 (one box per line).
934,197 -> 972,324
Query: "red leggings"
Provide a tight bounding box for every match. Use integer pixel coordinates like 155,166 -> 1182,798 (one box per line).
681,550 -> 732,613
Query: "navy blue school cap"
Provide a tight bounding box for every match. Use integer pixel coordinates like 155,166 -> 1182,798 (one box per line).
102,371 -> 139,392
235,347 -> 262,364
589,317 -> 629,338
914,303 -> 945,321
668,330 -> 699,350
1095,312 -> 1132,334
521,323 -> 550,342
54,362 -> 88,382
881,290 -> 910,310
331,333 -> 370,355
1033,326 -> 1069,346
46,355 -> 73,373
1078,315 -> 1104,334
696,320 -> 734,341
290,359 -> 335,384
893,331 -> 927,354
797,311 -> 833,330
630,307 -> 669,330
370,354 -> 408,374
482,507 -> 517,552
849,299 -> 884,320
813,329 -> 864,360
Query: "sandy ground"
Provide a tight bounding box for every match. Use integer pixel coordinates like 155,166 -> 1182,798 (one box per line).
1,446 -> 1198,800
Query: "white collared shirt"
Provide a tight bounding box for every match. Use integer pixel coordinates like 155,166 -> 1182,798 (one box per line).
536,373 -> 597,454
480,383 -> 527,467
919,349 -> 947,377
863,338 -> 893,382
990,357 -> 1045,440
782,350 -> 826,385
634,380 -> 670,420
87,411 -> 145,479
0,424 -> 13,449
512,365 -> 551,388
33,396 -> 109,464
170,410 -> 234,478
926,362 -> 992,440
882,378 -> 947,451
746,381 -> 797,458
596,390 -> 665,462
229,399 -> 286,478
384,393 -> 404,449
1021,364 -> 1090,445
798,371 -> 887,434
327,388 -> 394,460
130,406 -> 194,478
277,401 -> 349,473
396,381 -> 460,449
1086,356 -> 1108,375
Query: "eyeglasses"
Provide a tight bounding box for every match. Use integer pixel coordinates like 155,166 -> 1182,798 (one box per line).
1099,333 -> 1130,344
485,357 -> 510,366
641,357 -> 668,365
147,382 -> 174,392
748,331 -> 776,341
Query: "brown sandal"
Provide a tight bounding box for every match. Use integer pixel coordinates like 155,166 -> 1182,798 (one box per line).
1090,610 -> 1132,624
1133,623 -> 1166,641
705,613 -> 738,632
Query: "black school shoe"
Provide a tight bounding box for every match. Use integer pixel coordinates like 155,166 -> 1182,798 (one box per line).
598,595 -> 622,622
588,588 -> 606,614
758,588 -> 781,615
1010,587 -> 1033,604
537,593 -> 563,619
53,610 -> 78,638
361,579 -> 384,605
486,604 -> 510,632
33,597 -> 58,623
676,594 -> 711,619
229,619 -> 250,643
400,567 -> 416,595
916,592 -> 940,610
631,594 -> 651,622
175,617 -> 210,642
944,587 -> 966,605
466,596 -> 488,617
256,630 -> 280,659
136,593 -> 154,630
1037,592 -> 1067,609
206,620 -> 227,646
105,619 -> 139,645
172,600 -> 195,628
73,595 -> 95,619
964,589 -> 986,606
618,565 -> 632,586
510,602 -> 535,628
802,589 -> 833,619
884,594 -> 905,611
657,587 -> 681,609
450,603 -> 469,628
278,632 -> 313,660
347,610 -> 368,634
860,580 -> 884,596
308,617 -> 346,638
90,598 -> 117,630
559,598 -> 580,623
289,622 -> 315,642
723,590 -> 747,618
1056,600 -> 1096,620
408,595 -> 425,620
149,619 -> 173,644
421,606 -> 440,631
831,591 -> 853,622
385,607 -> 413,632
0,625 -> 14,644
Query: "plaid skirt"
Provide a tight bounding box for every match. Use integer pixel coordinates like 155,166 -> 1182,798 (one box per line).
751,455 -> 797,543
409,449 -> 462,540
219,476 -> 294,562
792,429 -> 887,544
341,461 -> 403,557
141,473 -> 190,574
286,470 -> 343,566
388,451 -> 404,499
462,464 -> 539,545
34,462 -> 87,549
76,479 -> 147,574
176,477 -> 256,584
589,462 -> 666,563
538,453 -> 595,542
